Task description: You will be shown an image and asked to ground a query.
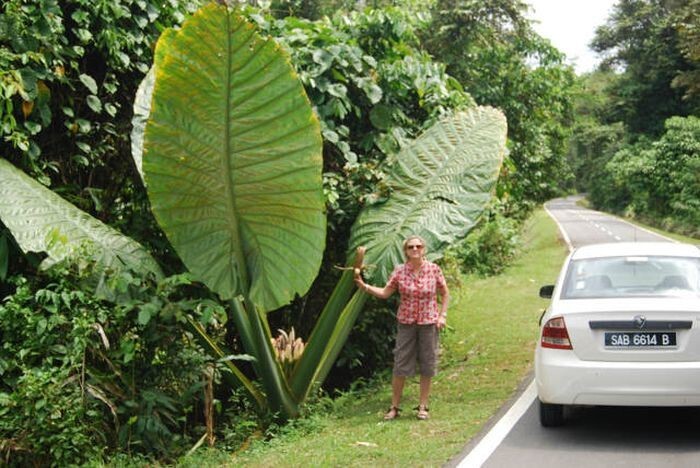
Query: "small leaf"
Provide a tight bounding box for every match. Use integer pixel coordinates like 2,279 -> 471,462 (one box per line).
71,154 -> 90,167
76,28 -> 92,42
322,128 -> 339,143
76,119 -> 92,133
369,104 -> 393,130
105,103 -> 117,117
137,308 -> 152,325
71,9 -> 89,23
36,318 -> 47,335
138,301 -> 161,325
326,83 -> 347,98
357,78 -> 382,104
24,121 -> 41,135
79,74 -> 98,94
87,95 -> 102,113
76,141 -> 91,153
118,52 -> 131,67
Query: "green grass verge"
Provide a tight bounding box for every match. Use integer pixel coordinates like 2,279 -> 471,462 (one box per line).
617,217 -> 699,244
177,208 -> 569,467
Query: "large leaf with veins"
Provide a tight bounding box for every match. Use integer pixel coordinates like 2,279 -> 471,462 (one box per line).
0,158 -> 162,278
142,4 -> 325,312
348,107 -> 507,284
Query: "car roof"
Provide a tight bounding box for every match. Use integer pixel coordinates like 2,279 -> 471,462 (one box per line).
571,242 -> 700,260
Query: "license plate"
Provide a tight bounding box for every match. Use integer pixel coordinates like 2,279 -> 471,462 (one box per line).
605,332 -> 677,347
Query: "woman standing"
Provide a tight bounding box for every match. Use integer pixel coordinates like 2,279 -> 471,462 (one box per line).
355,235 -> 449,420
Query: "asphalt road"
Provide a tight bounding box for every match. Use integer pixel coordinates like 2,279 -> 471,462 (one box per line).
452,196 -> 700,468
544,196 -> 668,246
481,402 -> 700,468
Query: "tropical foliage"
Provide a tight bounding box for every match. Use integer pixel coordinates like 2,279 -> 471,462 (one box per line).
0,264 -> 214,464
0,0 -> 588,464
252,7 -> 474,234
1,1 -> 510,463
588,116 -> 700,236
0,0 -> 199,202
135,1 -> 507,419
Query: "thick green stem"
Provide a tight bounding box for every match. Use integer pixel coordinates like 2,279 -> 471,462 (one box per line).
229,298 -> 258,373
235,296 -> 299,419
290,283 -> 368,402
289,268 -> 356,399
311,290 -> 368,394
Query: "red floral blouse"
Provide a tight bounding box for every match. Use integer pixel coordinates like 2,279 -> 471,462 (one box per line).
387,261 -> 447,325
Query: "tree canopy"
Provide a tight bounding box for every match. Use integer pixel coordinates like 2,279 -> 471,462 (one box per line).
591,0 -> 699,135
425,0 -> 577,204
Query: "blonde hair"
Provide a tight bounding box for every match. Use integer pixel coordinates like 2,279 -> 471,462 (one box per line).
403,235 -> 427,257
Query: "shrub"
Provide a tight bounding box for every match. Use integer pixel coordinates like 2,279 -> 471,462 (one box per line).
0,263 -> 215,464
591,116 -> 700,237
443,203 -> 521,277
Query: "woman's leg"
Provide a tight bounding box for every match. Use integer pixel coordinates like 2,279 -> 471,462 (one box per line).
385,324 -> 416,418
419,375 -> 431,408
391,375 -> 406,408
416,324 -> 439,418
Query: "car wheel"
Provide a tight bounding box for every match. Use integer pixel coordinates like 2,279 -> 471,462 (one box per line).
539,399 -> 564,427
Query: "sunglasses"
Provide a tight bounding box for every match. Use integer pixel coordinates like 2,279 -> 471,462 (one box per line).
406,244 -> 424,250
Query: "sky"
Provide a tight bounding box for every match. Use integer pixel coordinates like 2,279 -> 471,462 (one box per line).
525,0 -> 617,73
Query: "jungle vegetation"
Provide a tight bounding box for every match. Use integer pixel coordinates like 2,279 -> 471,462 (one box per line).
0,0 -> 696,465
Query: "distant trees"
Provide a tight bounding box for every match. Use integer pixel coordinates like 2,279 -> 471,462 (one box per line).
591,0 -> 699,135
570,0 -> 700,237
424,0 -> 577,206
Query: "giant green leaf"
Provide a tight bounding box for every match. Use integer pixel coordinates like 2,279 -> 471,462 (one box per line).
348,107 -> 507,284
0,158 -> 162,278
131,28 -> 177,183
142,4 -> 325,312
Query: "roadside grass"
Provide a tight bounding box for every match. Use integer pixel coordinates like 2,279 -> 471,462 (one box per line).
619,218 -> 699,244
178,208 -> 569,467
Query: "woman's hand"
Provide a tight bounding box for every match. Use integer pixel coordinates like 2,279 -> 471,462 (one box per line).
437,315 -> 447,330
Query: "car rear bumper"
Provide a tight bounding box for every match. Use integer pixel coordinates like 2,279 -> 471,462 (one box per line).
536,348 -> 700,406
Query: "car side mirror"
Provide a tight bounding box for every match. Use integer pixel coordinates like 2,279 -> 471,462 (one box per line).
539,285 -> 554,298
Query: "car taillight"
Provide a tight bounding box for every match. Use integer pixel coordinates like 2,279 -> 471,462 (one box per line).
541,317 -> 572,350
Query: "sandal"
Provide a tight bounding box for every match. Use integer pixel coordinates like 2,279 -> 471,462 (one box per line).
383,406 -> 401,420
416,405 -> 430,420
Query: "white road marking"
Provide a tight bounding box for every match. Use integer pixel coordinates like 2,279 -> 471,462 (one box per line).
545,204 -> 573,252
454,204 -> 573,468
457,381 -> 537,468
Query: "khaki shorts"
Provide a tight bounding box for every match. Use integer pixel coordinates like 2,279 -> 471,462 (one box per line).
393,323 -> 439,377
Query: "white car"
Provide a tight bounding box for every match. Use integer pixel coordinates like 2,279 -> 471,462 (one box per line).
535,242 -> 700,426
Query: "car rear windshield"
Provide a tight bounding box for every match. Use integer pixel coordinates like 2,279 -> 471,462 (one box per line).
561,255 -> 700,299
